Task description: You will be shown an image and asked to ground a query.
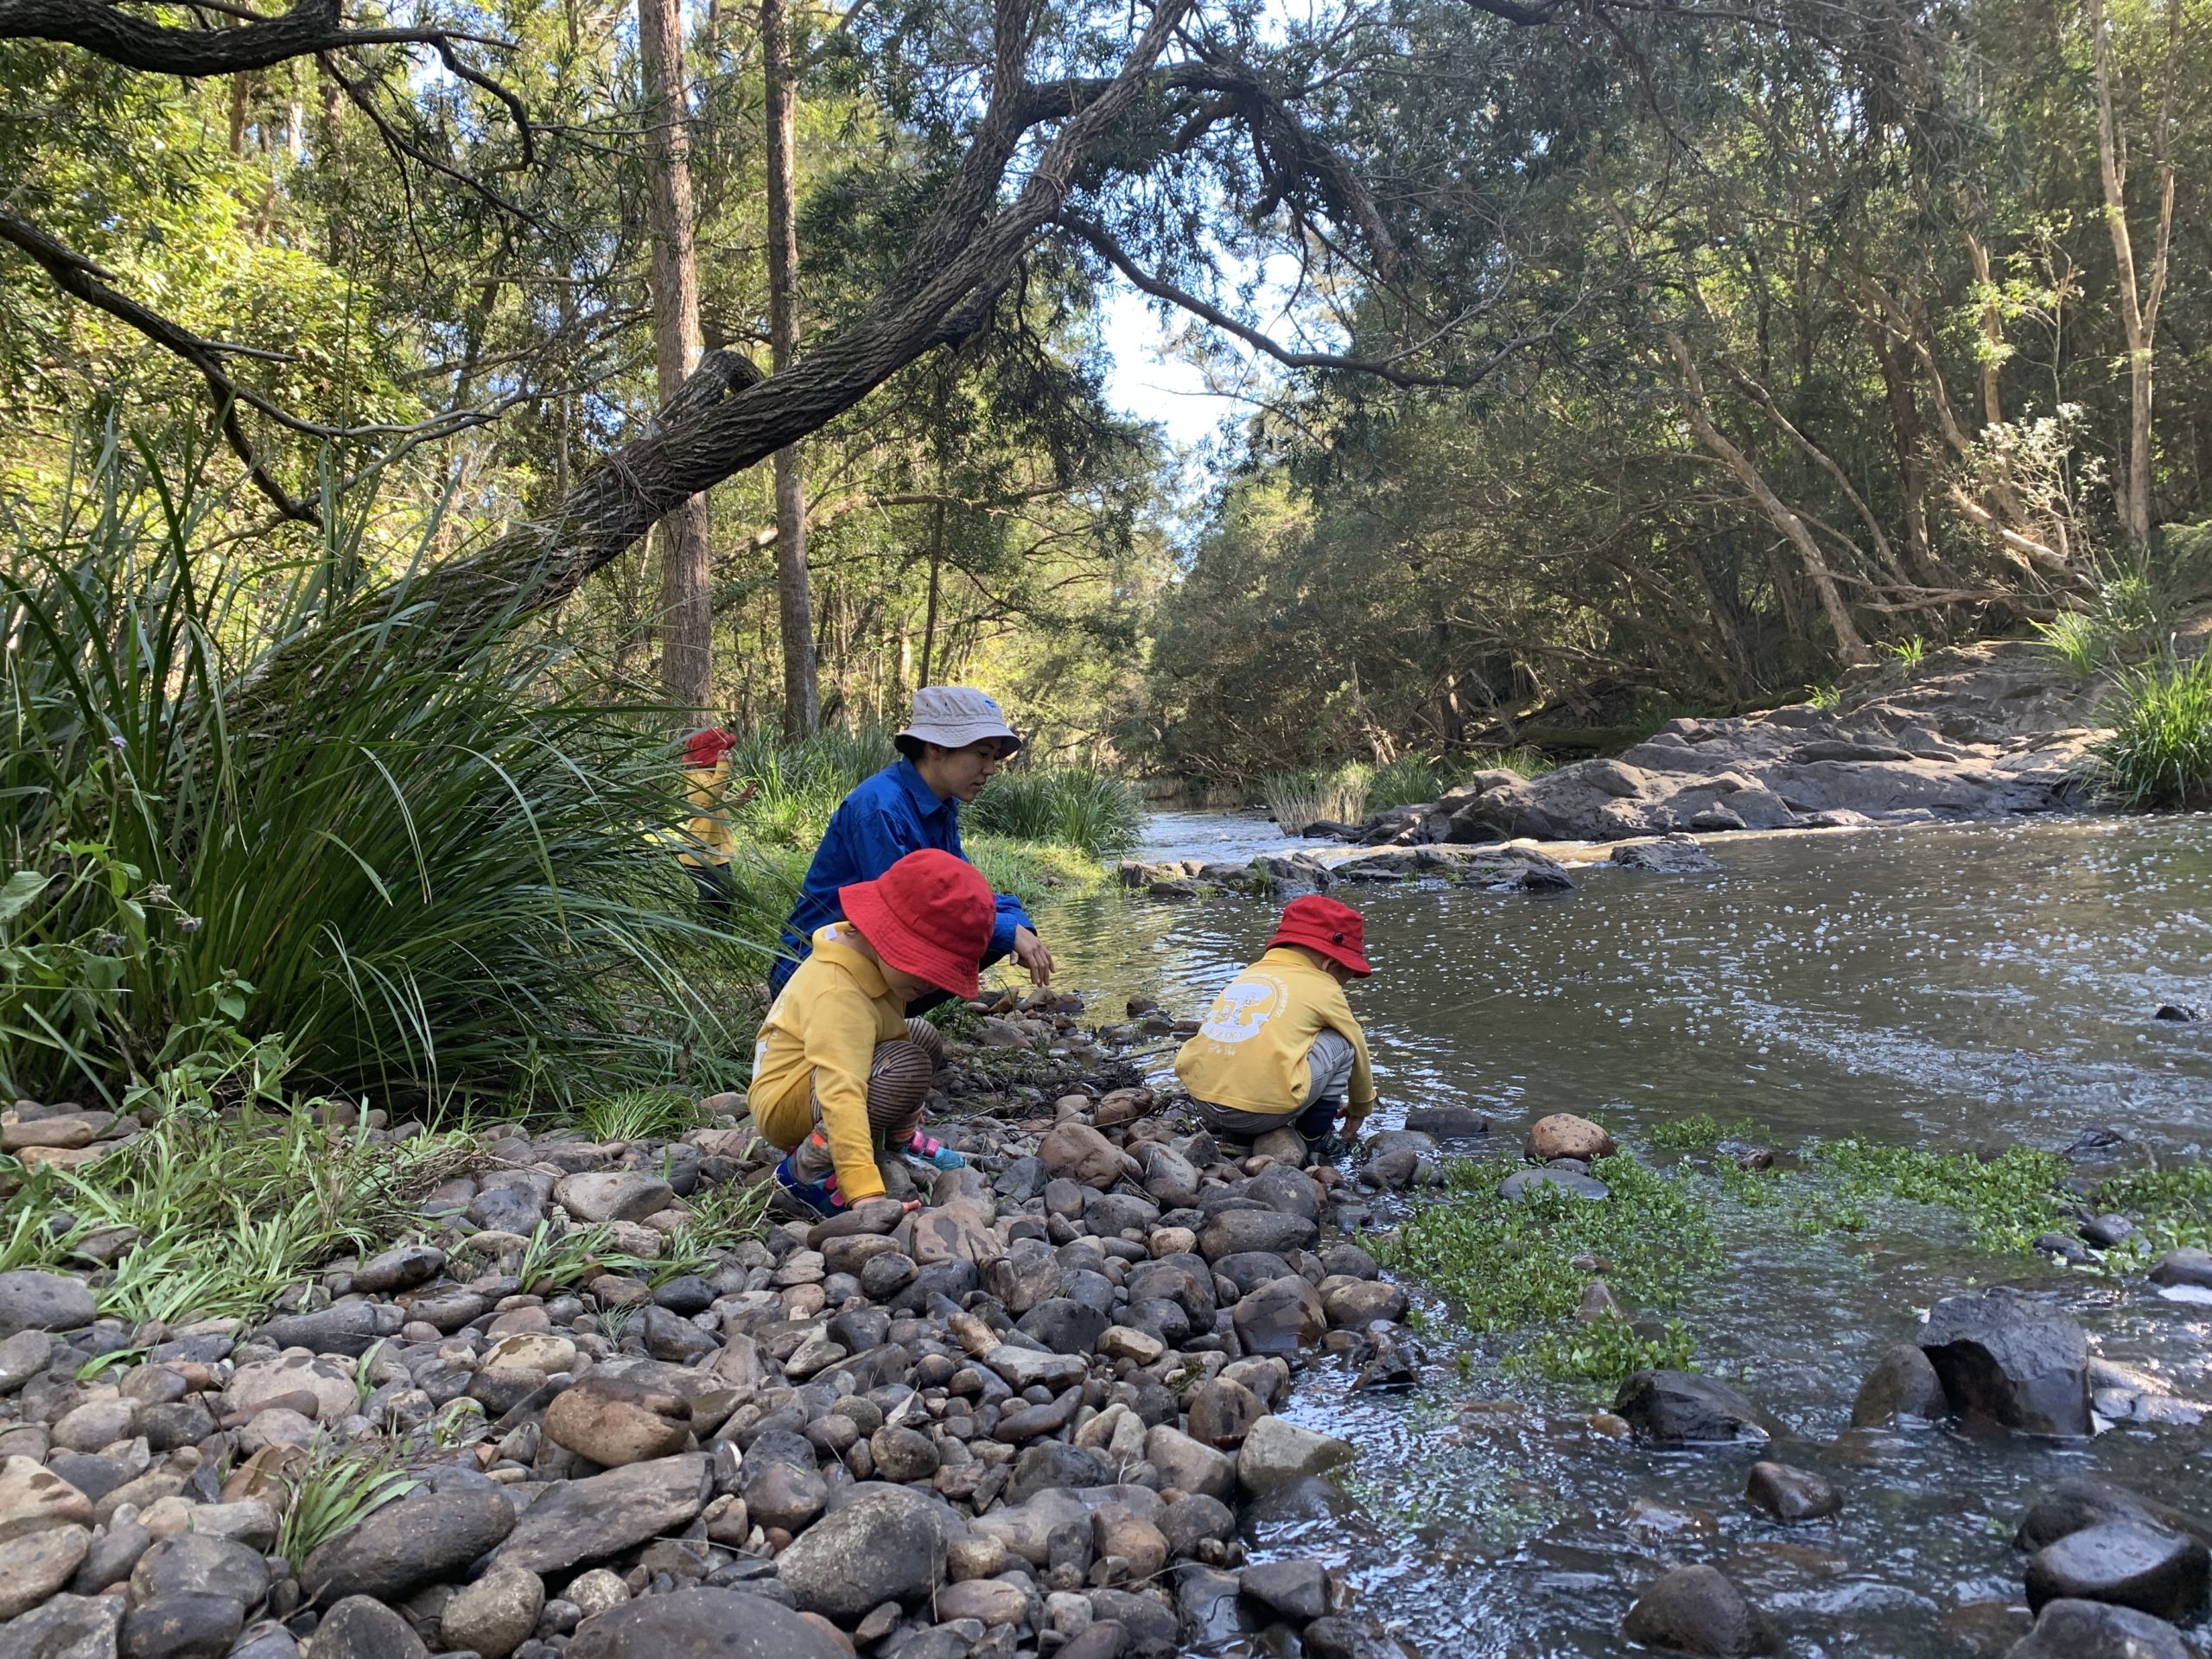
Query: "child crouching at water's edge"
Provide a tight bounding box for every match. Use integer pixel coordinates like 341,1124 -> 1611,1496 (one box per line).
1174,894 -> 1378,1150
746,849 -> 989,1218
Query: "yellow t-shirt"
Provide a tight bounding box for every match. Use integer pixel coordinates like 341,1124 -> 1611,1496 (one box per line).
747,924 -> 906,1201
679,760 -> 736,868
1174,946 -> 1376,1125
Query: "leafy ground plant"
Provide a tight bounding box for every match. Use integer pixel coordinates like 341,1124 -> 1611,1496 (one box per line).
1371,1153 -> 1719,1384
5,1101 -> 474,1324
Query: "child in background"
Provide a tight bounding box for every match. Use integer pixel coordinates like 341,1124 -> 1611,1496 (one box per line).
1175,894 -> 1378,1150
748,849 -> 990,1217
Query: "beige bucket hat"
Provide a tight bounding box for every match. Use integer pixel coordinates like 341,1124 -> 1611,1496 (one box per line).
897,686 -> 1023,755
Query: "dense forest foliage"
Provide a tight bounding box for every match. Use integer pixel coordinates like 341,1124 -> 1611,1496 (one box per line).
8,0 -> 2209,795
1145,0 -> 2212,778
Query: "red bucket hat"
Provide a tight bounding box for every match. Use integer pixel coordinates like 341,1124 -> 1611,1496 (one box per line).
684,727 -> 736,768
1269,893 -> 1372,976
841,849 -> 997,1000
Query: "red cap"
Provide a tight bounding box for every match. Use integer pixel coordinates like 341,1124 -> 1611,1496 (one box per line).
1268,893 -> 1372,976
684,728 -> 736,768
841,849 -> 997,999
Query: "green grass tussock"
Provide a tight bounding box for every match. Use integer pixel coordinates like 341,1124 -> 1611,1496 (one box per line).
1372,1153 -> 1716,1383
577,1087 -> 703,1144
2092,649 -> 2212,810
1,433 -> 747,1109
963,767 -> 1143,859
1262,765 -> 1372,834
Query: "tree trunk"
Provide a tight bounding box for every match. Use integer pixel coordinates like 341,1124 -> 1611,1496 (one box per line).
763,0 -> 818,736
639,0 -> 714,715
1667,332 -> 1871,666
919,497 -> 944,688
2087,0 -> 2175,548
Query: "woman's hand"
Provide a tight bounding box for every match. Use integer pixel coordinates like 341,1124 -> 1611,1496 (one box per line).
1012,925 -> 1055,985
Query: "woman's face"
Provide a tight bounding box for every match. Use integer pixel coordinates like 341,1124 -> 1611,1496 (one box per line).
925,740 -> 1008,803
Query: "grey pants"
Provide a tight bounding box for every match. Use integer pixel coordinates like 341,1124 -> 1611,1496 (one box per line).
1194,1028 -> 1355,1141
790,1018 -> 944,1185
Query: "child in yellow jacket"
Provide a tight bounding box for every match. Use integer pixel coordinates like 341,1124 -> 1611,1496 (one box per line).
750,849 -> 995,1216
1176,894 -> 1378,1147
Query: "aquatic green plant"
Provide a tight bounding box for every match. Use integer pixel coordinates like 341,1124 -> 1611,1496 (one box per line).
1372,1153 -> 1720,1383
1803,1140 -> 2074,1253
1878,637 -> 1928,671
1805,683 -> 1841,712
2093,1162 -> 2212,1253
1520,1317 -> 1695,1382
2092,650 -> 2212,810
1648,1112 -> 1755,1152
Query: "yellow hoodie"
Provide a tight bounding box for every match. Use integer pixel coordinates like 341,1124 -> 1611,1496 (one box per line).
679,760 -> 737,869
747,923 -> 906,1201
1175,945 -> 1377,1126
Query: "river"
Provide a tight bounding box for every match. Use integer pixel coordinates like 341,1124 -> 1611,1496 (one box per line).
1030,812 -> 2212,1658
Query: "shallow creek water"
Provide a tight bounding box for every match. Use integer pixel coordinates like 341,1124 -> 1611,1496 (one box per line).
1029,813 -> 2212,1659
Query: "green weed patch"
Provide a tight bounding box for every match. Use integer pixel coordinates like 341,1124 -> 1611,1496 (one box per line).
1371,1153 -> 1719,1384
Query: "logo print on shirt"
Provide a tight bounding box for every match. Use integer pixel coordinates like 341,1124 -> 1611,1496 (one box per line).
1198,974 -> 1286,1044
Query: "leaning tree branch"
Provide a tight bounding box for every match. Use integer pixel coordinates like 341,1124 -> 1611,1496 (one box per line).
0,210 -> 586,519
0,0 -> 504,74
0,210 -> 314,520
1060,214 -> 1540,391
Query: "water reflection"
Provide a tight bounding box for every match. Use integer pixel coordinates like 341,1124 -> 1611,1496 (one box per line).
1027,813 -> 2212,1657
1041,814 -> 2212,1152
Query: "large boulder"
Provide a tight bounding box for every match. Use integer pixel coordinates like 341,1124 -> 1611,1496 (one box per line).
543,1374 -> 692,1466
1197,1211 -> 1318,1262
491,1455 -> 710,1575
304,1597 -> 429,1659
0,1270 -> 96,1338
302,1486 -> 516,1603
1917,1289 -> 2091,1436
1621,1565 -> 1779,1656
1230,1276 -> 1326,1356
0,1593 -> 122,1659
774,1486 -> 945,1619
1849,1343 -> 1948,1427
2003,1599 -> 2190,1659
1526,1114 -> 1615,1161
1038,1122 -> 1124,1190
2015,1479 -> 2212,1553
1613,1371 -> 1781,1445
2023,1522 -> 2209,1621
1237,1416 -> 1353,1494
554,1171 -> 673,1224
1744,1462 -> 1840,1523
568,1587 -> 852,1659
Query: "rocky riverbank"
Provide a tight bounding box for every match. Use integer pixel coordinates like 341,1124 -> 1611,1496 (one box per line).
0,1001 -> 1452,1659
1344,639 -> 2110,847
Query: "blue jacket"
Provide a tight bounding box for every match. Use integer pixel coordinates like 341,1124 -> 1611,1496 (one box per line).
769,760 -> 1036,993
